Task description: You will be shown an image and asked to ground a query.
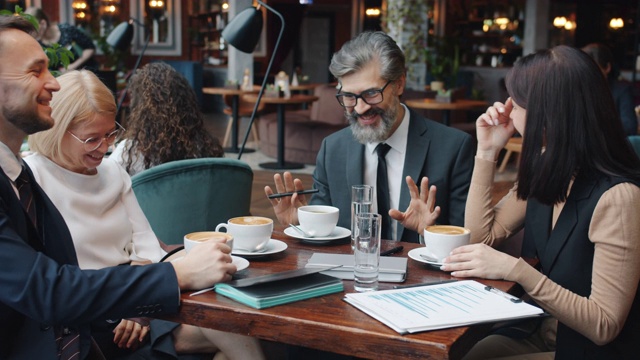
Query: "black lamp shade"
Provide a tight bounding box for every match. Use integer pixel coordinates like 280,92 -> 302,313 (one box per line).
106,21 -> 134,52
221,7 -> 263,53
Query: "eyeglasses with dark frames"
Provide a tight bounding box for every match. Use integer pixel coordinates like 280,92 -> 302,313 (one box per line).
67,122 -> 126,152
335,80 -> 392,108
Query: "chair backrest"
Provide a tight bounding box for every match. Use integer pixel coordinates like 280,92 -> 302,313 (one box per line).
628,135 -> 640,157
223,94 -> 266,115
310,84 -> 347,125
131,158 -> 253,245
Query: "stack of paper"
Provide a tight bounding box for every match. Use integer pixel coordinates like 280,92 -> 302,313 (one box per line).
344,280 -> 544,334
305,253 -> 407,282
215,267 -> 344,309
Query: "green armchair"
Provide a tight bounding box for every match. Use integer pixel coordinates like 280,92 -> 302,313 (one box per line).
131,158 -> 253,245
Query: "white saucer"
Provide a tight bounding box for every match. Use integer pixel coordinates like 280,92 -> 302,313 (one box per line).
408,247 -> 445,267
232,239 -> 287,257
284,226 -> 351,242
232,255 -> 250,271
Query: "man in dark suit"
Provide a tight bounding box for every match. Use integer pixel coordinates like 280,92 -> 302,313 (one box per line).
265,31 -> 474,243
0,16 -> 235,359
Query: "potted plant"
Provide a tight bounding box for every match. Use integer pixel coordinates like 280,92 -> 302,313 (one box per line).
425,35 -> 460,92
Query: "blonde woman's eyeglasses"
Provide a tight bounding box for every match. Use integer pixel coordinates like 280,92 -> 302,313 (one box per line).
67,122 -> 126,152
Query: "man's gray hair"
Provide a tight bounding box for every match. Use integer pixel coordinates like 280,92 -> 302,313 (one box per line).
329,31 -> 405,83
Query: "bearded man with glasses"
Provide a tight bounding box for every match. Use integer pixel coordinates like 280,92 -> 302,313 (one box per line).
266,31 -> 474,243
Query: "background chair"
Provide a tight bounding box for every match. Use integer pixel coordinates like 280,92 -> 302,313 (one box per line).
498,137 -> 523,173
131,158 -> 253,245
222,94 -> 265,148
258,83 -> 347,164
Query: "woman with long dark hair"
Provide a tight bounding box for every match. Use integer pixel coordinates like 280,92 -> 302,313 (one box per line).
443,46 -> 640,358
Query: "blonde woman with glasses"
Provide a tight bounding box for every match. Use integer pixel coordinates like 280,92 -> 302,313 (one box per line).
25,70 -> 264,360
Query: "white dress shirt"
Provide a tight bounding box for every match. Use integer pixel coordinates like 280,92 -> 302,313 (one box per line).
364,104 -> 410,240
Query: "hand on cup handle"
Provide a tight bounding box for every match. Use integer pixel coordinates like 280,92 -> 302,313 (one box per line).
172,240 -> 236,290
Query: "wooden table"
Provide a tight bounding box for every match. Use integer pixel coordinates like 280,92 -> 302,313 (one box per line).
203,87 -> 257,154
161,228 -> 526,359
244,94 -> 319,170
405,98 -> 488,126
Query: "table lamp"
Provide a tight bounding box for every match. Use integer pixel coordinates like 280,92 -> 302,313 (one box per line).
221,1 -> 285,160
106,18 -> 151,114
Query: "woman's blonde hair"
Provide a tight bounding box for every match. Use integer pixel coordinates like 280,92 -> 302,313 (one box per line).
28,70 -> 116,165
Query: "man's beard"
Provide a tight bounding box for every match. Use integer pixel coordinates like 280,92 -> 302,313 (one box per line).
3,106 -> 53,135
346,100 -> 398,144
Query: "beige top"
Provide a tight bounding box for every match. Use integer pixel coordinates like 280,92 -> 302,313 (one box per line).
465,157 -> 640,345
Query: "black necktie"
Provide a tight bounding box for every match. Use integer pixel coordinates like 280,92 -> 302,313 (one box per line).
15,167 -> 37,225
376,143 -> 391,240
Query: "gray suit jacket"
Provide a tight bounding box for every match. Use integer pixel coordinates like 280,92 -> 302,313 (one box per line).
310,108 -> 474,243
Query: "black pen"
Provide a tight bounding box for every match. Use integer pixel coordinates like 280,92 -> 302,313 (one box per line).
380,246 -> 404,256
484,285 -> 523,303
268,189 -> 319,199
393,279 -> 458,289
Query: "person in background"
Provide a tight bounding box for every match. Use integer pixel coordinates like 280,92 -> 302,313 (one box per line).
25,6 -> 99,73
0,14 -> 234,359
582,43 -> 638,135
26,70 -> 265,360
110,62 -> 224,176
425,46 -> 638,359
265,31 -> 474,243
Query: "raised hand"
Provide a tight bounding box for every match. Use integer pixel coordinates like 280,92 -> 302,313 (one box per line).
264,172 -> 309,225
389,176 -> 440,233
475,98 -> 517,161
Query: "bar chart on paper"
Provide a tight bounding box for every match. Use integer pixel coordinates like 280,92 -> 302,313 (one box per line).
344,280 -> 544,334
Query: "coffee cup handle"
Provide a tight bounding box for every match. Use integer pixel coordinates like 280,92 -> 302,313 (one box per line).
215,223 -> 228,232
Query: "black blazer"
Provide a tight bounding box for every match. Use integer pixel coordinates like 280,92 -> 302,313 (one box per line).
0,165 -> 180,359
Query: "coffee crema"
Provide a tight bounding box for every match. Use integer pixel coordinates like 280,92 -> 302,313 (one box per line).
425,225 -> 469,235
185,232 -> 232,242
229,216 -> 272,226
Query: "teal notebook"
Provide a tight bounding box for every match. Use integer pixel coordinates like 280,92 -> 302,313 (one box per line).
215,267 -> 344,309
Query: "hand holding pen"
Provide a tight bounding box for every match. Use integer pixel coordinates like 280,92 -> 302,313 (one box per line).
268,188 -> 319,199
264,172 -> 311,226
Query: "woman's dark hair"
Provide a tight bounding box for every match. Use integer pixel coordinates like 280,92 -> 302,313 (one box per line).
123,62 -> 223,173
505,45 -> 640,205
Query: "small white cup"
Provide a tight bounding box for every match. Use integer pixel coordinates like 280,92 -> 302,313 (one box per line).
297,205 -> 339,237
423,225 -> 470,262
184,231 -> 234,253
215,216 -> 273,252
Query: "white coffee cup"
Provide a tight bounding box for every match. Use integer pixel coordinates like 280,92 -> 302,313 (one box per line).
297,205 -> 339,237
215,216 -> 273,252
184,231 -> 234,253
423,225 -> 471,262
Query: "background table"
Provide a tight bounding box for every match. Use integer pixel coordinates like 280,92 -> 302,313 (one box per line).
203,87 -> 257,153
245,94 -> 318,170
405,98 -> 488,126
161,229 -> 527,359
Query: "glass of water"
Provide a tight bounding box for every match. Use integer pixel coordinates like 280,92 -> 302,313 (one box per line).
351,185 -> 373,250
354,213 -> 381,292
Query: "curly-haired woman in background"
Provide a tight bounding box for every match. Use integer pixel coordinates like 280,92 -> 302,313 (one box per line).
111,62 -> 224,175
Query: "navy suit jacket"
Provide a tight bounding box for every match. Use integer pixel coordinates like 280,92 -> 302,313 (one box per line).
311,108 -> 474,243
0,165 -> 180,359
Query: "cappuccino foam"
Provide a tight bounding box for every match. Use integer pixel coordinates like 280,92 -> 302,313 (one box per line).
229,216 -> 272,226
